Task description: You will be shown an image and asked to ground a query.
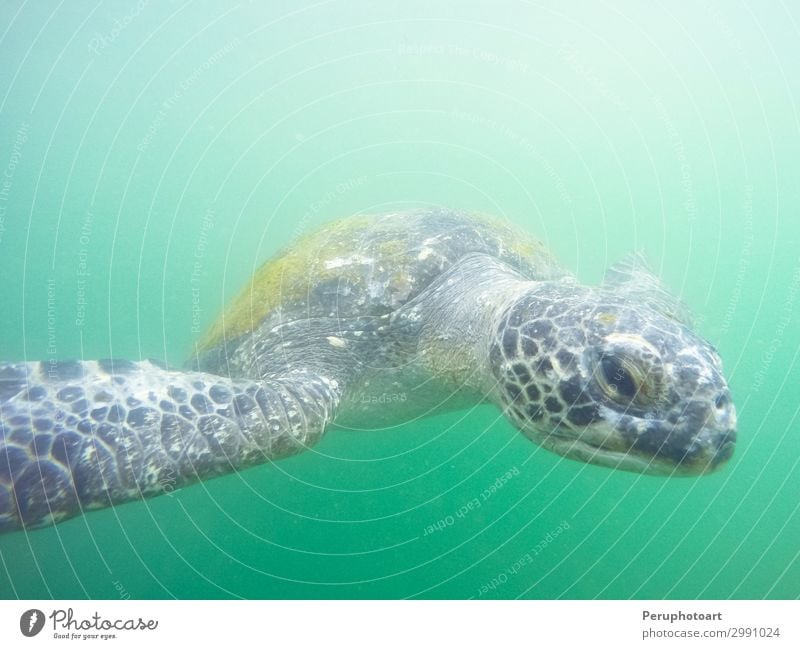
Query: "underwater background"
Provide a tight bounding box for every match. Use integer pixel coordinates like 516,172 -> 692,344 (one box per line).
0,1 -> 798,599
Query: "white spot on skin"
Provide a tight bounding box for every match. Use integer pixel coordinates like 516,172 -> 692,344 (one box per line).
324,255 -> 373,270
326,336 -> 346,348
367,281 -> 384,298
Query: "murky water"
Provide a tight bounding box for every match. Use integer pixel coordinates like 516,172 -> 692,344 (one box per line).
0,1 -> 798,599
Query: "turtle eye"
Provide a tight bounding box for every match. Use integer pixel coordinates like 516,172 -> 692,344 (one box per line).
598,354 -> 640,403
595,334 -> 665,407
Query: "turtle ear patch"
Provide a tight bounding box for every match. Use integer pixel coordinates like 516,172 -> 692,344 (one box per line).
603,252 -> 694,326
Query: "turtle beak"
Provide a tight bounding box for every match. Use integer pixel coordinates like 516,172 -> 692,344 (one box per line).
698,399 -> 737,473
669,397 -> 738,475
586,393 -> 738,476
708,427 -> 736,469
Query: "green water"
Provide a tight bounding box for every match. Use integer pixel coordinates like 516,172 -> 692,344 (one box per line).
0,1 -> 798,599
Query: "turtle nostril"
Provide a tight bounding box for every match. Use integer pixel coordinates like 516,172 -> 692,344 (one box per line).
715,393 -> 730,410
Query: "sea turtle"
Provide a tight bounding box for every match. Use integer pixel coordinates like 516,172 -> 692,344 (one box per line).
0,209 -> 737,533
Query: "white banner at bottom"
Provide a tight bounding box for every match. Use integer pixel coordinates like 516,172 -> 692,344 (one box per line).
0,600 -> 796,648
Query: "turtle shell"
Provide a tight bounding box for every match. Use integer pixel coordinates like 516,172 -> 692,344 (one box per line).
200,208 -> 565,351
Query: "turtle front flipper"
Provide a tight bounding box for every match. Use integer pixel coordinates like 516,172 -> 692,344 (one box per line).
0,359 -> 340,533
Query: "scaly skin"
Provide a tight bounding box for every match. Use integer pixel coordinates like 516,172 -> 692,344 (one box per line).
0,209 -> 737,534
0,360 -> 339,532
396,253 -> 737,475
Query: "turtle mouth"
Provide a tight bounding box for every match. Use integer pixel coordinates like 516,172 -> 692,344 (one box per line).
537,425 -> 735,476
537,431 -> 675,475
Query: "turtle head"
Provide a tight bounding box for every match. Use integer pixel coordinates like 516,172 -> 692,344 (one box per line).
490,254 -> 736,476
